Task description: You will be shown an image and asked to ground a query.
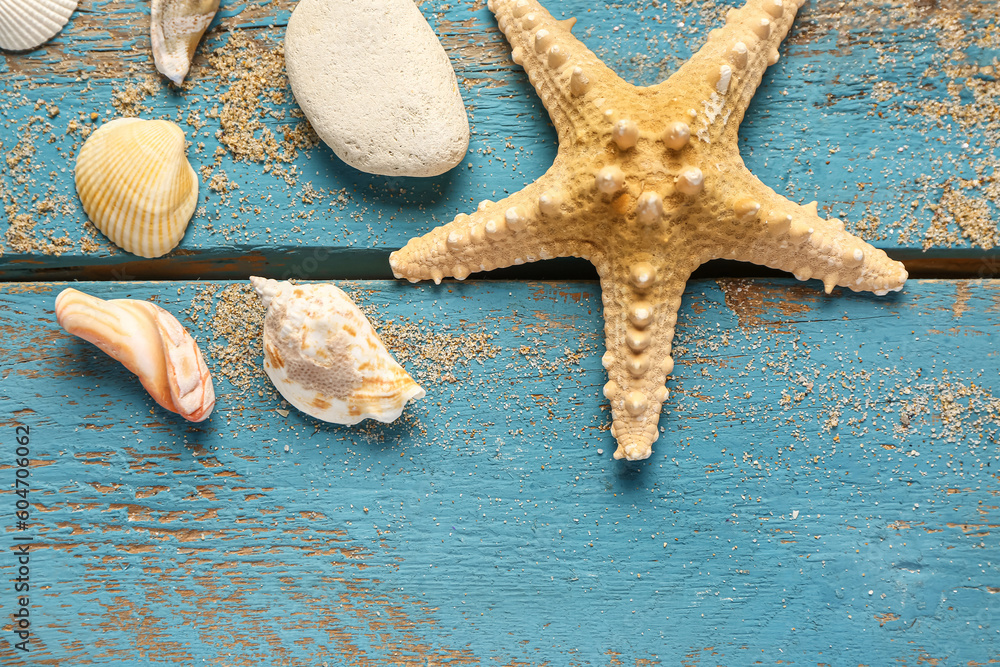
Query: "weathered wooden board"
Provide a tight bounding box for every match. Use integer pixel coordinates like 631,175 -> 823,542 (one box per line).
1,278 -> 998,664
1,0 -> 998,279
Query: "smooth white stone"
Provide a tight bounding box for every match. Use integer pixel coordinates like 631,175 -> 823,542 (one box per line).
285,0 -> 470,177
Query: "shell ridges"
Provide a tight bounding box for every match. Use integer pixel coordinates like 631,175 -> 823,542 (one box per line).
0,0 -> 78,52
75,118 -> 199,259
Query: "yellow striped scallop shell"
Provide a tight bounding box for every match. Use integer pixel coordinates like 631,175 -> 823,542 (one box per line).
75,118 -> 198,258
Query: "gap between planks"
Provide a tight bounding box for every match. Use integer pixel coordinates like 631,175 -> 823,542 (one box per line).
0,253 -> 997,283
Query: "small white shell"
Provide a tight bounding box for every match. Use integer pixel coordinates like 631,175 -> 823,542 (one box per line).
55,288 -> 215,422
150,0 -> 219,85
0,0 -> 78,52
75,118 -> 199,258
251,277 -> 425,425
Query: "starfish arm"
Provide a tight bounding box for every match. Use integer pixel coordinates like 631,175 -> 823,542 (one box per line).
595,255 -> 692,462
713,170 -> 909,295
389,169 -> 591,283
488,0 -> 622,146
653,0 -> 806,145
389,0 -> 901,463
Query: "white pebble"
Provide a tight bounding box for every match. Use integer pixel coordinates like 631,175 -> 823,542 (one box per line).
285,0 -> 470,177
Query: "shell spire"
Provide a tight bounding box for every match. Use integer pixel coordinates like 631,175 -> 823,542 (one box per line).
55,288 -> 215,422
250,276 -> 282,310
251,278 -> 425,426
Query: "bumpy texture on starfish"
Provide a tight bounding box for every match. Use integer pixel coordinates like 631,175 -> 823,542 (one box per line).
390,0 -> 908,461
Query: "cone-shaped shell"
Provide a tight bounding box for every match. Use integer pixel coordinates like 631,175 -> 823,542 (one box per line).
75,118 -> 199,258
0,0 -> 78,51
251,277 -> 425,425
55,288 -> 215,422
151,0 -> 219,85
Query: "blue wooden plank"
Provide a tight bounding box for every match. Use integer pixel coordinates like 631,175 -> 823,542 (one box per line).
1,1 -> 998,278
0,278 -> 998,664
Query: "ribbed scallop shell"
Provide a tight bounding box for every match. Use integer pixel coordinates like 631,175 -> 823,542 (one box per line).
75,118 -> 199,259
0,0 -> 78,51
55,288 -> 215,422
251,277 -> 425,425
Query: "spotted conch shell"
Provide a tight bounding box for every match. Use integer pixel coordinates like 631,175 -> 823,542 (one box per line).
55,288 -> 215,422
75,118 -> 198,258
251,277 -> 425,425
150,0 -> 219,85
0,0 -> 78,51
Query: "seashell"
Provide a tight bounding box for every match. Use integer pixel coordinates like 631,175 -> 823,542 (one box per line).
75,118 -> 199,258
55,288 -> 215,422
0,0 -> 78,52
150,0 -> 219,85
251,277 -> 425,425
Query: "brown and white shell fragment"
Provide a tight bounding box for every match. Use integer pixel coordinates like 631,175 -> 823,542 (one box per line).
251,277 -> 425,425
150,0 -> 219,85
55,288 -> 215,422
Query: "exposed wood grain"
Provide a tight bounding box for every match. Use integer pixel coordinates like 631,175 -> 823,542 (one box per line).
0,0 -> 997,278
0,279 -> 997,664
3,0 -> 999,662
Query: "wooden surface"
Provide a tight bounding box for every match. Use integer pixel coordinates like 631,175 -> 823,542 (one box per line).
1,279 -> 1000,665
0,0 -> 998,279
1,0 -> 999,664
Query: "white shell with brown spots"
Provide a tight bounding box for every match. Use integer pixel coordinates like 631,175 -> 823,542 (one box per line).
251,277 -> 425,425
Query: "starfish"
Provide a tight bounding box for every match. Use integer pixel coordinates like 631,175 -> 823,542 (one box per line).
390,0 -> 908,461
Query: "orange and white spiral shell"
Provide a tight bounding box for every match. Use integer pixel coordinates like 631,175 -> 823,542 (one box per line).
55,288 -> 215,422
